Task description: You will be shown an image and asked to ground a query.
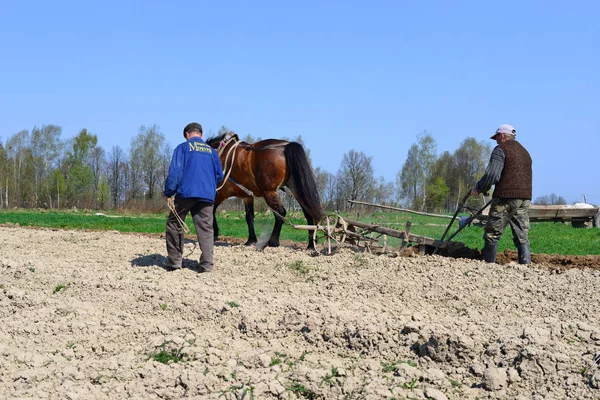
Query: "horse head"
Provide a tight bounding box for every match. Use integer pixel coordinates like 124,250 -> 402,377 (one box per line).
207,131 -> 239,151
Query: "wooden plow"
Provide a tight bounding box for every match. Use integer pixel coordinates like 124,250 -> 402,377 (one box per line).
293,214 -> 466,256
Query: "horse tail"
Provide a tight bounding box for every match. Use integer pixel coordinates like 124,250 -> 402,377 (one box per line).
284,142 -> 324,221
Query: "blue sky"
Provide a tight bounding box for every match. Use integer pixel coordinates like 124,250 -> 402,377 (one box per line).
1,1 -> 598,204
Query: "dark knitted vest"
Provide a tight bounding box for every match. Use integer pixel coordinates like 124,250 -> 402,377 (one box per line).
493,140 -> 532,199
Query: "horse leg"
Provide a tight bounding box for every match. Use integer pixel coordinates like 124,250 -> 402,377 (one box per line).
301,208 -> 316,250
213,195 -> 225,243
263,191 -> 286,248
243,197 -> 257,246
212,204 -> 219,242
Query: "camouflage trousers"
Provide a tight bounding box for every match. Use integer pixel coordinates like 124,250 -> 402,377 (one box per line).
484,198 -> 530,246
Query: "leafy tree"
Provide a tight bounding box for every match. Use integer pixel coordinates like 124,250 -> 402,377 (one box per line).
453,138 -> 491,205
397,132 -> 437,210
97,176 -> 110,209
425,176 -> 450,212
64,129 -> 98,208
429,151 -> 457,211
30,125 -> 63,207
49,169 -> 67,208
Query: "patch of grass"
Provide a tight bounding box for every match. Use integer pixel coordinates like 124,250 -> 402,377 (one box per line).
218,378 -> 255,399
288,260 -> 311,275
287,382 -> 321,399
402,377 -> 419,391
147,341 -> 187,364
448,378 -> 461,387
299,351 -> 311,361
351,254 -> 368,268
66,342 -> 76,349
159,303 -> 167,311
270,357 -> 282,367
227,301 -> 240,308
29,266 -> 35,272
53,283 -> 67,293
382,359 -> 417,373
321,367 -> 342,386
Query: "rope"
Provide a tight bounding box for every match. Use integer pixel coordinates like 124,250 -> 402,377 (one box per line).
216,138 -> 241,192
167,197 -> 190,233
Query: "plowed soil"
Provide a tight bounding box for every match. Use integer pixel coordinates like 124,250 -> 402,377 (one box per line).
1,226 -> 600,400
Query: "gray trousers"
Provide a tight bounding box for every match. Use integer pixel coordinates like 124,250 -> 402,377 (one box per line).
166,198 -> 215,272
484,198 -> 530,247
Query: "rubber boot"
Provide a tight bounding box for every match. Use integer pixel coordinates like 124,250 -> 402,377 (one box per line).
517,244 -> 531,265
482,242 -> 498,263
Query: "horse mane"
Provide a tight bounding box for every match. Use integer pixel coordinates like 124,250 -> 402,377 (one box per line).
206,131 -> 240,149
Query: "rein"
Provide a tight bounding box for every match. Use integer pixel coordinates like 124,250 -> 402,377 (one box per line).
167,197 -> 190,234
216,137 -> 242,192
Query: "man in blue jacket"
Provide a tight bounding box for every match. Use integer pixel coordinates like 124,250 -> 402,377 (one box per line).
164,122 -> 224,272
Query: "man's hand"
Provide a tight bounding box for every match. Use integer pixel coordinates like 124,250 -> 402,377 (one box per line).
166,196 -> 175,211
471,186 -> 479,196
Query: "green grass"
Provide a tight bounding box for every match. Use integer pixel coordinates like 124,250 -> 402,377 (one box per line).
147,341 -> 188,364
0,208 -> 598,256
341,210 -> 600,256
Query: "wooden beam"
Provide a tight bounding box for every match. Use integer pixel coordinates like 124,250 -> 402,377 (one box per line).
348,200 -> 454,219
342,218 -> 452,248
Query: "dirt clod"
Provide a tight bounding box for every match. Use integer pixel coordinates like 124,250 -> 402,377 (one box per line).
1,226 -> 600,399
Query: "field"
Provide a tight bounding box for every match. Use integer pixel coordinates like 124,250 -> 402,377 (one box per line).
1,207 -> 599,256
1,209 -> 600,399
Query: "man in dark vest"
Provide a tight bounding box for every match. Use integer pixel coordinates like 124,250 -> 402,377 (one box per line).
471,124 -> 533,264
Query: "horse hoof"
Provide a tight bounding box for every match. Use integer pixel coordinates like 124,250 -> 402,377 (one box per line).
244,240 -> 257,246
267,241 -> 280,248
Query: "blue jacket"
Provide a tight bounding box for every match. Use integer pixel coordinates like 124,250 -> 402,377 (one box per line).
164,137 -> 224,202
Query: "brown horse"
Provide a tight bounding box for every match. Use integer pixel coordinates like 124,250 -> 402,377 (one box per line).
206,132 -> 324,250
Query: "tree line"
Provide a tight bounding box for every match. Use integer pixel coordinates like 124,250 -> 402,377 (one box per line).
0,124 -> 567,213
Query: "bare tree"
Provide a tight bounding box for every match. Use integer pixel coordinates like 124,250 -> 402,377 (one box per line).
534,193 -> 567,205
372,176 -> 395,206
5,130 -> 30,207
90,146 -> 106,208
336,150 -> 375,211
0,141 -> 6,207
129,124 -> 166,201
107,146 -> 126,208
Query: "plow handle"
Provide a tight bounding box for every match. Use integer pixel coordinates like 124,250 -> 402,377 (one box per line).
440,191 -> 471,242
445,199 -> 492,243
